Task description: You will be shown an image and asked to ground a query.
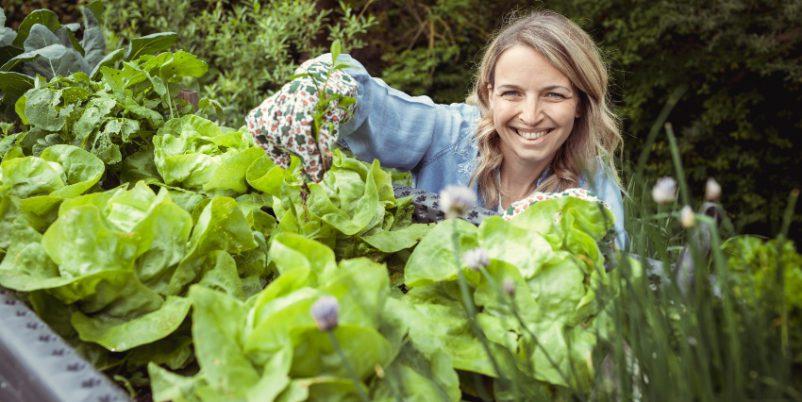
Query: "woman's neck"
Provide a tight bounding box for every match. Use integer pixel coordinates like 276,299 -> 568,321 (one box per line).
498,157 -> 551,209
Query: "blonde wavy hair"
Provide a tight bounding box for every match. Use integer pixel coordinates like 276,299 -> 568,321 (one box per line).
470,10 -> 622,208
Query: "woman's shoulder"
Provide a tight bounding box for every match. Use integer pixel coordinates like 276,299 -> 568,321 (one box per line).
577,156 -> 618,186
446,101 -> 481,125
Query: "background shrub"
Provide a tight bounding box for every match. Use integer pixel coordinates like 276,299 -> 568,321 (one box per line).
100,0 -> 375,127
3,0 -> 799,241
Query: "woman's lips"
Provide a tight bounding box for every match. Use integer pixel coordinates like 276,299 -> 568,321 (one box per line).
513,128 -> 553,141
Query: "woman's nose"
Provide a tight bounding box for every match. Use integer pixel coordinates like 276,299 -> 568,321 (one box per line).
518,96 -> 542,125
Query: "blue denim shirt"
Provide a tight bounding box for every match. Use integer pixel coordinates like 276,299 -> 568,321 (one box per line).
323,54 -> 627,248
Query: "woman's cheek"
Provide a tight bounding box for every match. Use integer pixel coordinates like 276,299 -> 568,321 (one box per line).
547,103 -> 578,125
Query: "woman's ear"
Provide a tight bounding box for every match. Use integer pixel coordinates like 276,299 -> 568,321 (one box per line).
486,83 -> 494,108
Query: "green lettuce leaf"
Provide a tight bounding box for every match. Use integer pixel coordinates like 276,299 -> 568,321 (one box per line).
71,295 -> 191,352
404,218 -> 478,287
166,196 -> 258,295
0,144 -> 104,228
153,114 -> 263,195
371,342 -> 460,402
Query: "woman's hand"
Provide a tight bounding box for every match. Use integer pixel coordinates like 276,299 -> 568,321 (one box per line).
245,57 -> 358,181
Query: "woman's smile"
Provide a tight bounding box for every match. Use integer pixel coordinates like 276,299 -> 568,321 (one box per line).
512,127 -> 554,142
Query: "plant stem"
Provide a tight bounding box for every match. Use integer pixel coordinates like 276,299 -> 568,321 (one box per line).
327,330 -> 371,402
449,219 -> 506,392
776,189 -> 798,371
664,123 -> 691,206
634,85 -> 687,178
476,267 -> 578,396
700,215 -> 743,399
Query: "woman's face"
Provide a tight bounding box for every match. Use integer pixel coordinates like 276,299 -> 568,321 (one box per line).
487,45 -> 580,171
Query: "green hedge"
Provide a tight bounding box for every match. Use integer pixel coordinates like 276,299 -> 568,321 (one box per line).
552,0 -> 802,241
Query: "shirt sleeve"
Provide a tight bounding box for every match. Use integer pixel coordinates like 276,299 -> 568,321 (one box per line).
314,53 -> 476,172
586,163 -> 629,250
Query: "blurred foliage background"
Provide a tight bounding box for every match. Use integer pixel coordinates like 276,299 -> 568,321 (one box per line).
3,0 -> 800,241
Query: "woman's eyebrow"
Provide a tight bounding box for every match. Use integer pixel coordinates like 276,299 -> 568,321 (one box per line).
495,83 -> 573,92
495,83 -> 522,90
541,85 -> 572,92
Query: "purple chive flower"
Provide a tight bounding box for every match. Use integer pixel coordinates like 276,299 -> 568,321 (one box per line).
311,296 -> 339,331
651,177 -> 677,205
680,205 -> 695,228
439,185 -> 477,219
502,278 -> 516,297
705,178 -> 721,201
462,248 -> 489,271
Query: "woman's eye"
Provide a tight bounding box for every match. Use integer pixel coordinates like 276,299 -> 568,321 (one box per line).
546,92 -> 568,100
500,90 -> 519,97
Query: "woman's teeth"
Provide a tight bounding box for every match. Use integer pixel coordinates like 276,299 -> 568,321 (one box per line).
515,129 -> 551,140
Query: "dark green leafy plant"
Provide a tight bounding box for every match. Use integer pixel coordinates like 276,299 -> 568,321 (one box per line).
8,49 -> 207,169
0,1 -> 180,122
1,3 -> 106,78
723,235 -> 802,365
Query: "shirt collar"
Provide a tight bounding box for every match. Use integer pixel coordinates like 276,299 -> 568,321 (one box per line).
535,166 -> 552,188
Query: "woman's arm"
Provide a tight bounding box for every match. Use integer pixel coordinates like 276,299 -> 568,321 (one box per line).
331,53 -> 476,171
246,53 -> 477,180
587,164 -> 628,250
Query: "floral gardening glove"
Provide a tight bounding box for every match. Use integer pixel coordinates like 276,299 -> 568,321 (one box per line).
245,57 -> 358,181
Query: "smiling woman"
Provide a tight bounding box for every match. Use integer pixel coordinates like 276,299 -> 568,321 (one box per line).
473,12 -> 622,212
246,10 -> 627,247
486,45 -> 582,208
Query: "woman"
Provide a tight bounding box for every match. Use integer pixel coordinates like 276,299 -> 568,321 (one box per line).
246,10 -> 626,247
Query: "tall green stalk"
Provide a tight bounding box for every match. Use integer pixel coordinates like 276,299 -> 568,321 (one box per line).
448,219 -> 507,399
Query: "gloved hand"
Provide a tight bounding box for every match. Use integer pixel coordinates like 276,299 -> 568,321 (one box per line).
245,56 -> 358,181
